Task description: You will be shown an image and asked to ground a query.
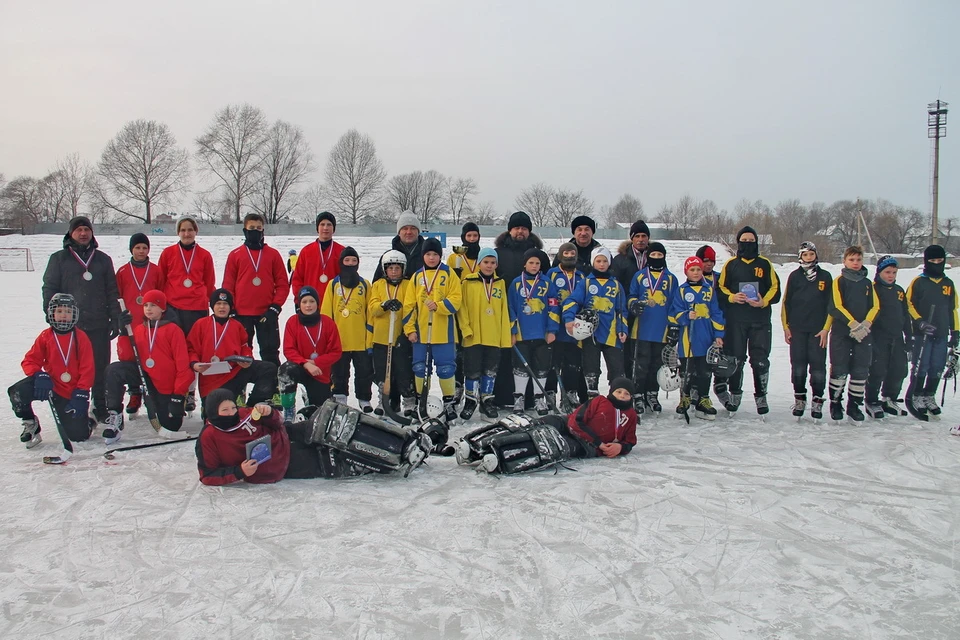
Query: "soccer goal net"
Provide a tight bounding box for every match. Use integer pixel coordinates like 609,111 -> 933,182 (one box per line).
0,248 -> 35,271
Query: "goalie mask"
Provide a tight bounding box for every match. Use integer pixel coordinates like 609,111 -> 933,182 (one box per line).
706,344 -> 738,378
47,293 -> 79,333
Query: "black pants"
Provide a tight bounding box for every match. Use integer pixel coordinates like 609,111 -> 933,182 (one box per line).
789,330 -> 827,397
546,341 -> 587,400
719,322 -> 772,396
331,351 -> 374,401
8,378 -> 93,442
829,330 -> 872,401
84,327 -> 111,414
169,305 -> 208,337
214,361 -> 278,409
236,314 -> 281,367
513,339 -> 552,379
493,350 -> 516,406
680,356 -> 710,398
104,361 -> 185,431
463,345 -> 502,380
867,334 -> 908,402
371,341 -> 414,396
582,341 -> 624,392
279,361 -> 332,407
632,340 -> 665,394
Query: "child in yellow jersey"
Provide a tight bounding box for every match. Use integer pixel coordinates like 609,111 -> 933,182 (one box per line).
403,237 -> 462,423
320,247 -> 374,412
368,250 -> 414,417
448,222 -> 482,405
456,248 -> 510,421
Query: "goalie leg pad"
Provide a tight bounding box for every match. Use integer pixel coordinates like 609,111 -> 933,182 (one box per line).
455,421 -> 523,464
488,423 -> 571,475
311,399 -> 424,471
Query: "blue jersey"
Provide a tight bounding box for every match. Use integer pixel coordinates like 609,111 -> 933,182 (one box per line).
668,280 -> 725,357
546,266 -> 585,343
562,273 -> 628,348
508,272 -> 559,340
628,267 -> 679,342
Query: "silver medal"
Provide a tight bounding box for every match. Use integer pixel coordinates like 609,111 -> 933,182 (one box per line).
183,278 -> 193,288
145,358 -> 155,368
82,271 -> 93,281
523,304 -> 533,315
210,356 -> 220,363
309,352 -> 318,360
319,274 -> 329,283
136,296 -> 144,305
252,277 -> 262,286
60,372 -> 72,383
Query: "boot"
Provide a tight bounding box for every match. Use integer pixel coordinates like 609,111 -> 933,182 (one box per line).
534,394 -> 549,416
695,397 -> 716,421
881,396 -> 907,416
755,395 -> 769,416
791,394 -> 806,417
442,395 -> 458,423
846,397 -> 865,424
864,400 -> 885,419
102,410 -> 124,445
480,396 -> 499,420
632,394 -> 645,415
20,418 -> 41,449
374,384 -> 386,416
924,394 -> 942,417
830,400 -> 844,422
646,391 -> 662,413
811,396 -> 825,421
460,394 -> 479,421
512,393 -> 526,413
725,392 -> 742,414
125,394 -> 142,417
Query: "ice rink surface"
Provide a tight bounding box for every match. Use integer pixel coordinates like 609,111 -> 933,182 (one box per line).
1,233 -> 958,639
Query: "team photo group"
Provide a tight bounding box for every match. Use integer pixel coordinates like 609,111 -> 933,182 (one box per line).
9,207 -> 959,481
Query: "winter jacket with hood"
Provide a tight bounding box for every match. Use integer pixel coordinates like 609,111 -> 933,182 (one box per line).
494,231 -> 544,286
611,240 -> 647,292
373,235 -> 426,282
42,233 -> 121,332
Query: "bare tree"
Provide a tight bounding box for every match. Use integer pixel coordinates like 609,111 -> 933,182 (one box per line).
551,188 -> 594,226
472,200 -> 500,225
52,153 -> 92,217
604,194 -> 644,228
446,176 -> 478,224
324,129 -> 387,224
385,170 -> 446,224
386,172 -> 422,213
0,176 -> 47,231
656,194 -> 705,235
515,183 -> 555,227
94,119 -> 190,223
196,104 -> 269,223
250,120 -> 315,224
302,183 -> 328,218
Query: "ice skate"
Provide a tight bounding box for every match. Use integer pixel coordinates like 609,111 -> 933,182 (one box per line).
810,396 -> 825,422
791,395 -> 806,419
442,395 -> 459,424
645,391 -> 662,414
755,394 -> 769,420
333,393 -> 348,405
830,400 -> 844,423
125,393 -> 142,418
460,395 -> 479,421
102,410 -> 124,445
881,396 -> 907,417
949,424 -> 960,436
20,418 -> 41,449
724,392 -> 742,417
359,399 -> 373,414
923,395 -> 942,420
534,394 -> 549,416
158,427 -> 189,440
184,393 -> 196,417
512,393 -> 526,414
846,399 -> 865,426
695,397 -> 717,421
480,397 -> 499,421
676,395 -> 691,419
864,401 -> 885,420
401,395 -> 417,419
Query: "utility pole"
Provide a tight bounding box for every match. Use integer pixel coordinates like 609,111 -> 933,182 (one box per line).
856,198 -> 862,247
928,100 -> 948,245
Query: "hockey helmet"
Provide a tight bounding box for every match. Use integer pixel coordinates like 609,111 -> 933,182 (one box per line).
569,309 -> 598,341
381,249 -> 408,271
706,344 -> 738,378
423,395 -> 444,420
47,293 -> 79,332
661,343 -> 680,369
657,364 -> 682,392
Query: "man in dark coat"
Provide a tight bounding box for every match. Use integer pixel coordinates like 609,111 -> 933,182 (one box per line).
373,210 -> 425,282
42,216 -> 122,421
611,220 -> 650,291
553,215 -> 600,276
494,211 -> 543,284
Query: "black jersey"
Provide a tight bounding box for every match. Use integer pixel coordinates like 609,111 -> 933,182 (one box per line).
906,274 -> 959,338
717,256 -> 781,325
781,266 -> 832,333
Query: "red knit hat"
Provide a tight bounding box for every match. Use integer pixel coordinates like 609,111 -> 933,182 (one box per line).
695,245 -> 716,262
684,257 -> 704,273
142,289 -> 167,311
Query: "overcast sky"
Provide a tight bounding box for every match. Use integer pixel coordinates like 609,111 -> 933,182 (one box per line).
0,0 -> 956,220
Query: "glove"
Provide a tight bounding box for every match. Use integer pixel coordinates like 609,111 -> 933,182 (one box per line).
66,389 -> 89,415
118,309 -> 133,329
917,320 -> 937,336
382,299 -> 403,312
950,331 -> 959,349
33,372 -> 53,401
629,300 -> 645,316
259,304 -> 282,324
851,320 -> 872,342
667,325 -> 680,347
168,396 -> 185,418
108,316 -> 122,340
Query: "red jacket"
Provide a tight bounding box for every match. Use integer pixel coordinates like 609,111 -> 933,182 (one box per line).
116,260 -> 162,362
134,318 -> 194,395
290,239 -> 343,301
567,395 -> 637,455
158,242 -> 217,311
21,328 -> 96,398
186,317 -> 254,397
222,244 -> 289,316
196,407 -> 290,486
282,314 -> 342,384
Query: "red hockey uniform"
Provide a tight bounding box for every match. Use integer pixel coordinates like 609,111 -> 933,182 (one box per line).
290,239 -> 343,301
221,244 -> 289,316
132,318 -> 193,396
282,314 -> 342,384
158,243 -> 217,311
567,395 -> 637,455
21,328 -> 96,398
196,407 -> 290,485
116,260 -> 162,361
186,317 -> 254,397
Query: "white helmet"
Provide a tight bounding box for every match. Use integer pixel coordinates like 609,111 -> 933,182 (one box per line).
381,249 -> 408,271
569,309 -> 597,341
657,365 -> 682,392
424,396 -> 444,420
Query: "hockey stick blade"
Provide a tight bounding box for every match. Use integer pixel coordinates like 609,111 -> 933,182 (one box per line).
103,436 -> 198,459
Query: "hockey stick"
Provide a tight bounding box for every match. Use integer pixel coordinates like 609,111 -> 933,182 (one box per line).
906,305 -> 935,421
417,309 -> 436,421
103,435 -> 198,459
42,390 -> 75,465
382,310 -> 413,426
631,290 -> 649,411
512,344 -> 560,415
119,300 -> 163,431
679,304 -> 695,424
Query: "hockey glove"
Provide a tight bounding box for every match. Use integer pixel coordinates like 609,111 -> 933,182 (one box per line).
108,316 -> 123,340
66,389 -> 89,416
667,325 -> 680,347
852,321 -> 872,342
917,320 -> 937,336
381,299 -> 403,312
33,372 -> 53,401
950,331 -> 959,349
629,300 -> 645,317
259,304 -> 282,324
168,396 -> 185,418
118,309 -> 133,329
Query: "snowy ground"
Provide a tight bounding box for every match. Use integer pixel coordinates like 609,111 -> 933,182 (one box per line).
1,233 -> 959,639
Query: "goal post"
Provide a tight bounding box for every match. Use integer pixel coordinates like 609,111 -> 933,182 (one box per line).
0,248 -> 35,271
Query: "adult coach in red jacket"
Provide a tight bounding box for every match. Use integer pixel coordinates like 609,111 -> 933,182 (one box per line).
291,211 -> 343,302
222,214 -> 289,366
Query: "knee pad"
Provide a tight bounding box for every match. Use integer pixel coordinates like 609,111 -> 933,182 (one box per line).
436,362 -> 456,379
412,361 -> 426,378
488,423 -> 571,475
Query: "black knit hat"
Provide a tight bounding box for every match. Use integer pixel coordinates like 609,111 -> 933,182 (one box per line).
924,244 -> 947,261
209,287 -> 234,311
508,211 -> 533,232
68,216 -> 93,233
647,241 -> 667,256
737,226 -> 759,242
297,286 -> 320,305
609,376 -> 636,396
204,388 -> 237,423
315,211 -> 336,230
339,245 -> 359,265
522,247 -> 547,273
422,237 -> 443,257
629,220 -> 650,238
129,232 -> 150,252
570,215 -> 596,234
461,222 -> 480,244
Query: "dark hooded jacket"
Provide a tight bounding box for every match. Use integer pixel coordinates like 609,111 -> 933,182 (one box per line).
611,239 -> 647,292
495,231 -> 544,285
42,233 -> 121,332
373,234 -> 426,282
553,237 -> 600,277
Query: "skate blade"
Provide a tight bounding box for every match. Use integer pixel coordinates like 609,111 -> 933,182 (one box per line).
24,435 -> 42,449
846,417 -> 863,427
42,456 -> 68,465
695,412 -> 715,421
928,413 -> 942,421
